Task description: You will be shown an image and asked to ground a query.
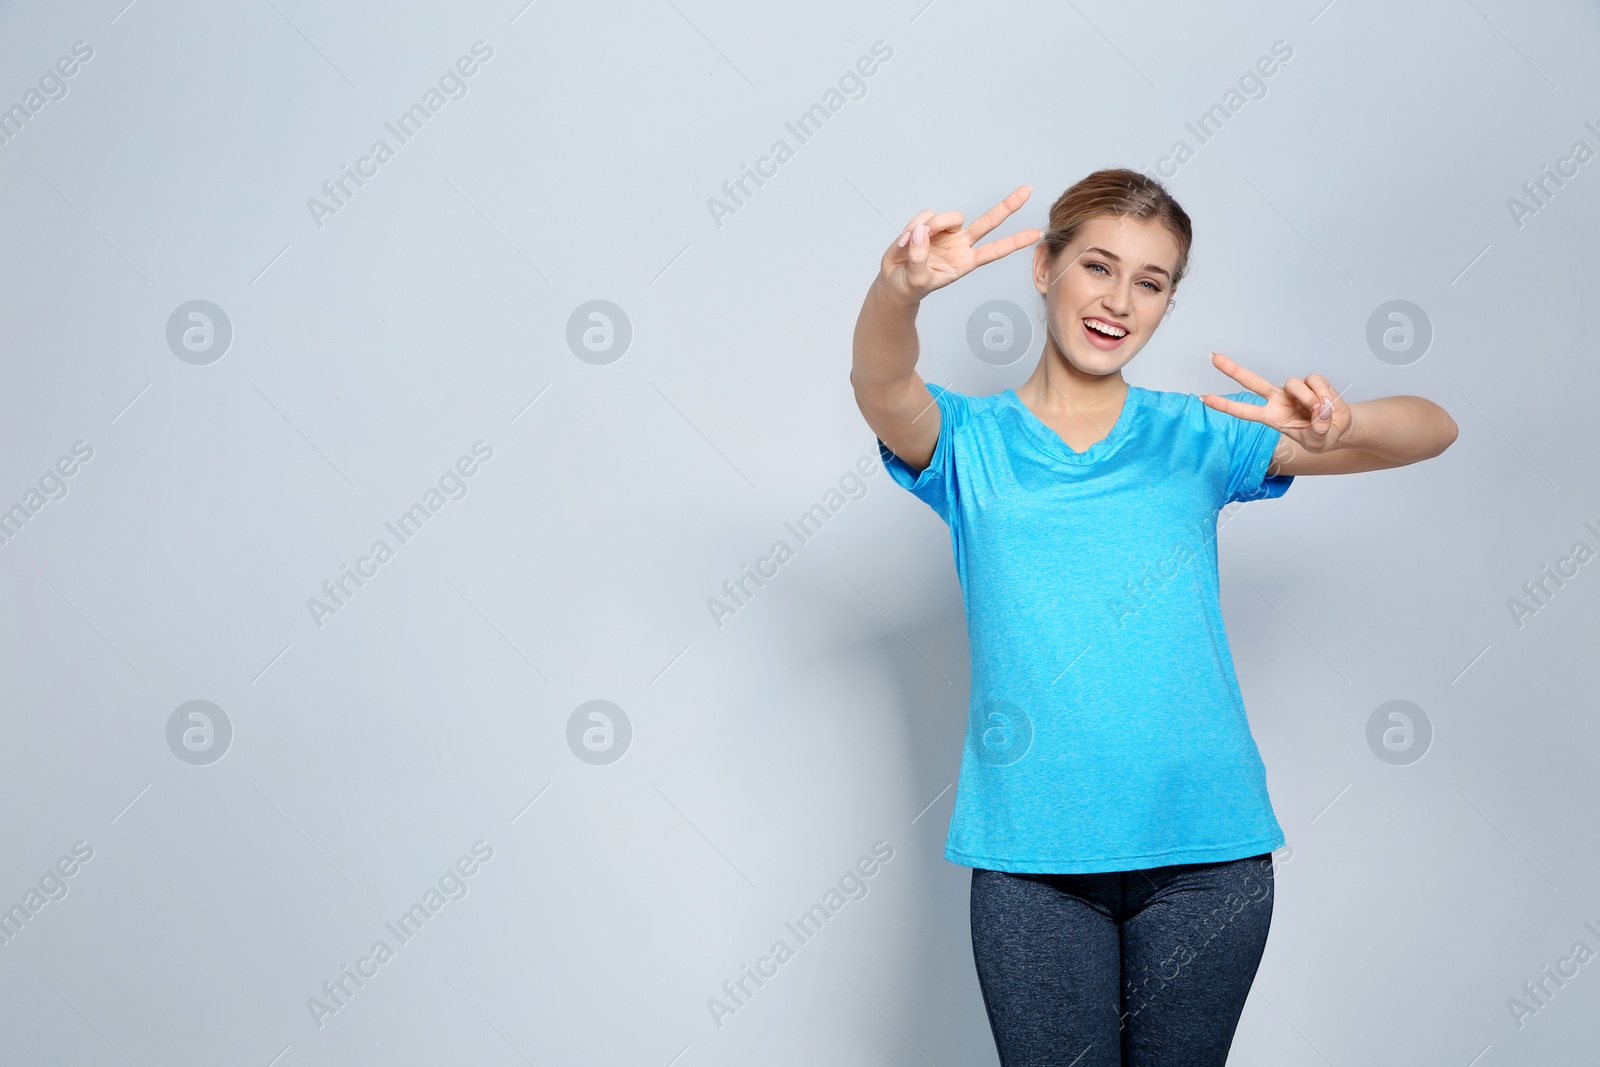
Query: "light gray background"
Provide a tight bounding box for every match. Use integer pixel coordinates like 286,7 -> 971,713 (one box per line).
1,1 -> 1597,1064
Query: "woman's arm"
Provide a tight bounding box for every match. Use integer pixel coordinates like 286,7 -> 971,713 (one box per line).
851,187 -> 1041,475
1268,395 -> 1459,476
851,274 -> 939,474
1202,352 -> 1458,476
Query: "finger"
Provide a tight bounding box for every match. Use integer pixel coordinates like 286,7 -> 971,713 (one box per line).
925,208 -> 966,236
1199,392 -> 1273,425
963,185 -> 1033,244
905,222 -> 932,281
972,227 -> 1043,268
1303,374 -> 1338,428
894,208 -> 938,249
1209,352 -> 1278,398
1282,377 -> 1334,436
1302,389 -> 1332,437
1282,377 -> 1318,414
1281,378 -> 1333,427
1304,373 -> 1342,411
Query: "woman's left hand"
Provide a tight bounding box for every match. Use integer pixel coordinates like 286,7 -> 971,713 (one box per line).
1199,351 -> 1351,454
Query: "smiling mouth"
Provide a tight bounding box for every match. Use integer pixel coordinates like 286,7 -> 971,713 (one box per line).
1082,317 -> 1129,349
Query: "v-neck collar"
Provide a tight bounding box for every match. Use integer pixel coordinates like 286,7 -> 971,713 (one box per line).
1002,384 -> 1143,464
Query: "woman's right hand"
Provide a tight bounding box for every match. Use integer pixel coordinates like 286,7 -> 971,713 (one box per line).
876,185 -> 1043,305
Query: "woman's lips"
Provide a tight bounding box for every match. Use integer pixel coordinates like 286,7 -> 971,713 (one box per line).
1082,318 -> 1128,350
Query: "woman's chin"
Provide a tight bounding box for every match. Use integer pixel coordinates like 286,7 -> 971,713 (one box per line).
1063,345 -> 1140,377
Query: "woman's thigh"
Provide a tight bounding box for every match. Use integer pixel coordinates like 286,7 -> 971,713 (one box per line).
1119,854 -> 1276,1067
969,867 -> 1123,1067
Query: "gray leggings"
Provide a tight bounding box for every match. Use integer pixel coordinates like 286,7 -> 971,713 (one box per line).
969,853 -> 1276,1066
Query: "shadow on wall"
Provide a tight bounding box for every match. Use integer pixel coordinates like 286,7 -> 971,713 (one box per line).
786,559 -> 1001,1065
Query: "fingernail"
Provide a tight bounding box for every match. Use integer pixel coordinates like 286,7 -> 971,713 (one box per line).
897,230 -> 910,247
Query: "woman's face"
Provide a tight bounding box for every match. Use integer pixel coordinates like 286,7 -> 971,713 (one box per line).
1032,214 -> 1181,378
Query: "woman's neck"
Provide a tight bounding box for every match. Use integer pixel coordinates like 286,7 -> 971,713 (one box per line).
1014,342 -> 1128,421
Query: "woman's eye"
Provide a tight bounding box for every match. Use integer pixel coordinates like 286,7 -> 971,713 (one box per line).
1087,262 -> 1161,293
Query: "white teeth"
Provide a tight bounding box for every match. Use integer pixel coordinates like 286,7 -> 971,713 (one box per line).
1085,319 -> 1127,338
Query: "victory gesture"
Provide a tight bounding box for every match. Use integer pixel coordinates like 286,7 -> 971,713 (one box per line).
879,185 -> 1042,305
1200,351 -> 1351,454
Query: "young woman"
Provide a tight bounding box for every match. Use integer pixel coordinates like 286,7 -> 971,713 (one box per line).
849,169 -> 1456,1066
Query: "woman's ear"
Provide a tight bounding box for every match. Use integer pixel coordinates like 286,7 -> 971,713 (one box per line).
1032,242 -> 1051,295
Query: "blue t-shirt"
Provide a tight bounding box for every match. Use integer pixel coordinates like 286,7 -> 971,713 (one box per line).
878,381 -> 1293,874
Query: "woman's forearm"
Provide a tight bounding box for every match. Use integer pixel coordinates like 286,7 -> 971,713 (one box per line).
850,276 -> 922,397
1338,396 -> 1458,462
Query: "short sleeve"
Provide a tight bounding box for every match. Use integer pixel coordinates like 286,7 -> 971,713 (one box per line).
1221,390 -> 1294,504
877,381 -> 970,525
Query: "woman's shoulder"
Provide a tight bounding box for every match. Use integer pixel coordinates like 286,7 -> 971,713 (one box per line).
1133,384 -> 1265,432
920,380 -> 1006,403
919,381 -> 1013,423
1131,384 -> 1204,410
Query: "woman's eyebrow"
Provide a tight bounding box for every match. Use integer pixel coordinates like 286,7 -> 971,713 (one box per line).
1082,246 -> 1172,280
